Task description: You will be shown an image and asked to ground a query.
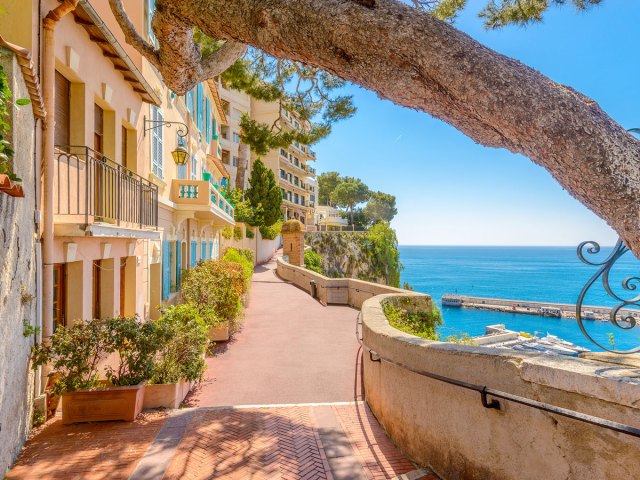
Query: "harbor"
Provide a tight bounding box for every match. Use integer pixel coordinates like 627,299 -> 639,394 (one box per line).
441,294 -> 639,322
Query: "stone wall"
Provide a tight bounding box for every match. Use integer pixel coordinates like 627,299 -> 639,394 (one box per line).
361,293 -> 640,480
277,257 -> 640,479
0,49 -> 38,475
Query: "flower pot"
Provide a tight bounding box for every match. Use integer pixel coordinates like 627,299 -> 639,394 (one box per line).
0,174 -> 10,190
209,324 -> 230,342
61,381 -> 146,424
5,183 -> 24,197
143,379 -> 193,409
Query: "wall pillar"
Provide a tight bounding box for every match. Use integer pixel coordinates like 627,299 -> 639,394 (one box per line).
281,220 -> 305,267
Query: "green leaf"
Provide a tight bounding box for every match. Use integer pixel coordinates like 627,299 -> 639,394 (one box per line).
15,98 -> 31,106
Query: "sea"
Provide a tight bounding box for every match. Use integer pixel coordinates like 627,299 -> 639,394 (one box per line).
399,245 -> 640,352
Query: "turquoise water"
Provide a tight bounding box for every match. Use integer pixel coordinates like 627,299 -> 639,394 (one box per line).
399,246 -> 640,351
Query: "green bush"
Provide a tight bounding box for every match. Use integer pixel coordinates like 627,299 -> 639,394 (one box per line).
233,226 -> 243,241
31,319 -> 112,395
221,226 -> 233,239
104,316 -> 160,387
304,249 -> 323,274
224,247 -> 254,289
151,303 -> 209,384
245,228 -> 255,239
382,297 -> 443,340
181,259 -> 246,321
259,219 -> 282,240
237,248 -> 255,263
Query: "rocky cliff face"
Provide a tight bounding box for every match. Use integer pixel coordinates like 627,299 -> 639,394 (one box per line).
305,231 -> 389,285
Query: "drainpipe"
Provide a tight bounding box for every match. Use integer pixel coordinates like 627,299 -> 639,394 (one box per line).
40,0 -> 78,389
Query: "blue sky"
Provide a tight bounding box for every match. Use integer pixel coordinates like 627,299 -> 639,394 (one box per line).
313,0 -> 639,246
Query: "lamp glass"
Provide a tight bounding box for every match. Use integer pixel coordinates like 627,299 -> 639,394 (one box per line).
172,145 -> 189,166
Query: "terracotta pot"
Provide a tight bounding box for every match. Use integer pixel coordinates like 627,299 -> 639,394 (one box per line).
143,379 -> 193,409
5,183 -> 24,197
0,174 -> 10,190
61,381 -> 146,424
209,324 -> 230,342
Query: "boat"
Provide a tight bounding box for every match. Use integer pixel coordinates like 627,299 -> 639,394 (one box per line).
442,294 -> 463,307
540,307 -> 562,318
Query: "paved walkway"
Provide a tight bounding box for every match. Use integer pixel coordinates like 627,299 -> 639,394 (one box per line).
6,258 -> 437,480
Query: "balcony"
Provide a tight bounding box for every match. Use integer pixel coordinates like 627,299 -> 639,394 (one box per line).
54,146 -> 159,238
170,179 -> 235,225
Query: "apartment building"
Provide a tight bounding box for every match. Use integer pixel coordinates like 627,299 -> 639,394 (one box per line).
250,99 -> 317,226
217,81 -> 251,190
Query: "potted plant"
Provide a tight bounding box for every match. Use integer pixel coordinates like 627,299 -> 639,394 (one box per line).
32,316 -> 158,424
144,303 -> 209,409
180,259 -> 247,342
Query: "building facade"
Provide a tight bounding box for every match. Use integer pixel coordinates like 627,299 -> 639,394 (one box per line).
250,99 -> 317,226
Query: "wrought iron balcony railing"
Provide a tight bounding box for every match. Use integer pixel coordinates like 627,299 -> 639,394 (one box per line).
54,146 -> 158,229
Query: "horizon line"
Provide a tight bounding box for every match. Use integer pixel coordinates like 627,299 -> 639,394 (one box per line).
397,244 -> 617,248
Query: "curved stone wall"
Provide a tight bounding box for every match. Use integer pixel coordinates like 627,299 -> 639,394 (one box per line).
361,293 -> 640,480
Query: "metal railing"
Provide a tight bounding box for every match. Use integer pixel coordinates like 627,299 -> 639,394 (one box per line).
355,314 -> 640,439
54,146 -> 158,229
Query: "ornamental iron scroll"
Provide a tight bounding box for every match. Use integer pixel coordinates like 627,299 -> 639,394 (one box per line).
576,239 -> 640,354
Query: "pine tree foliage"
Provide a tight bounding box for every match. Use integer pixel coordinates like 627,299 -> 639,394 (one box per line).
245,159 -> 282,227
416,0 -> 602,28
195,34 -> 357,155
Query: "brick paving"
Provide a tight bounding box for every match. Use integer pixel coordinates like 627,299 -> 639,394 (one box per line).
5,412 -> 168,480
5,258 -> 437,480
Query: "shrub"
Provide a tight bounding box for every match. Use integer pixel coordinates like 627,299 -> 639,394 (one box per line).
304,249 -> 323,274
151,303 -> 209,384
103,316 -> 160,387
224,247 -> 254,289
259,219 -> 282,240
221,226 -> 233,239
444,333 -> 478,345
382,297 -> 443,340
245,228 -> 255,239
31,319 -> 112,395
237,248 -> 255,263
181,259 -> 246,321
233,226 -> 243,241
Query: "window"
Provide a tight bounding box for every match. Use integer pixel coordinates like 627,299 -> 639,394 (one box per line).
281,188 -> 286,198
205,99 -> 211,139
280,148 -> 287,157
233,107 -> 242,119
196,84 -> 204,132
301,196 -> 305,206
93,260 -> 102,320
294,157 -> 299,166
122,126 -> 129,168
146,0 -> 156,44
294,193 -> 299,204
288,173 -> 292,182
54,71 -> 70,149
280,169 -> 286,179
294,176 -> 299,186
53,264 -> 66,329
94,104 -> 104,154
232,156 -> 238,167
151,106 -> 164,178
186,89 -> 194,118
191,155 -> 199,180
233,132 -> 240,143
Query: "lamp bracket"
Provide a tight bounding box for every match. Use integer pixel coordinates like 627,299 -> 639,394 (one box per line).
143,116 -> 189,139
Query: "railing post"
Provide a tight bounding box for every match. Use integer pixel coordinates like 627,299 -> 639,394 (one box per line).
139,180 -> 143,229
84,147 -> 89,227
117,164 -> 121,226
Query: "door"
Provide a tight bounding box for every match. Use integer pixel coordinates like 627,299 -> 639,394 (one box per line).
93,260 -> 102,319
120,258 -> 126,315
52,264 -> 66,330
54,72 -> 70,150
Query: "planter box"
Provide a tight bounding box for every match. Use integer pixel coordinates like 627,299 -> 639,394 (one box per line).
143,380 -> 192,409
0,174 -> 24,197
61,381 -> 146,424
209,324 -> 230,342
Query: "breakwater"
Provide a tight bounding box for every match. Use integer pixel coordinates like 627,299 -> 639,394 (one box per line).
441,295 -> 638,322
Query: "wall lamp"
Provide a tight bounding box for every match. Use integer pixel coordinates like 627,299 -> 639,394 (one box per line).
144,116 -> 190,166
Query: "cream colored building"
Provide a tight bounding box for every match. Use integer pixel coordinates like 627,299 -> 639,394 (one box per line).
250,99 -> 317,226
217,81 -> 252,190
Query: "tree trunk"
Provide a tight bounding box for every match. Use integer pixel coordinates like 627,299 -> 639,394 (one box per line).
150,0 -> 640,254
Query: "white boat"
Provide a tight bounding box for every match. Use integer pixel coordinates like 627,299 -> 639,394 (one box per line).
442,294 -> 463,307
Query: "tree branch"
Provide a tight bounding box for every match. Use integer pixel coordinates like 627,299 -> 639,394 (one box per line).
107,0 -> 160,70
201,40 -> 247,79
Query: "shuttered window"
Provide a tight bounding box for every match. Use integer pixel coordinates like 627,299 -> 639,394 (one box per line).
162,240 -> 171,300
196,84 -> 204,132
205,99 -> 211,140
201,241 -> 207,261
190,240 -> 197,267
151,106 -> 163,178
54,71 -> 70,149
175,242 -> 182,289
94,104 -> 104,154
